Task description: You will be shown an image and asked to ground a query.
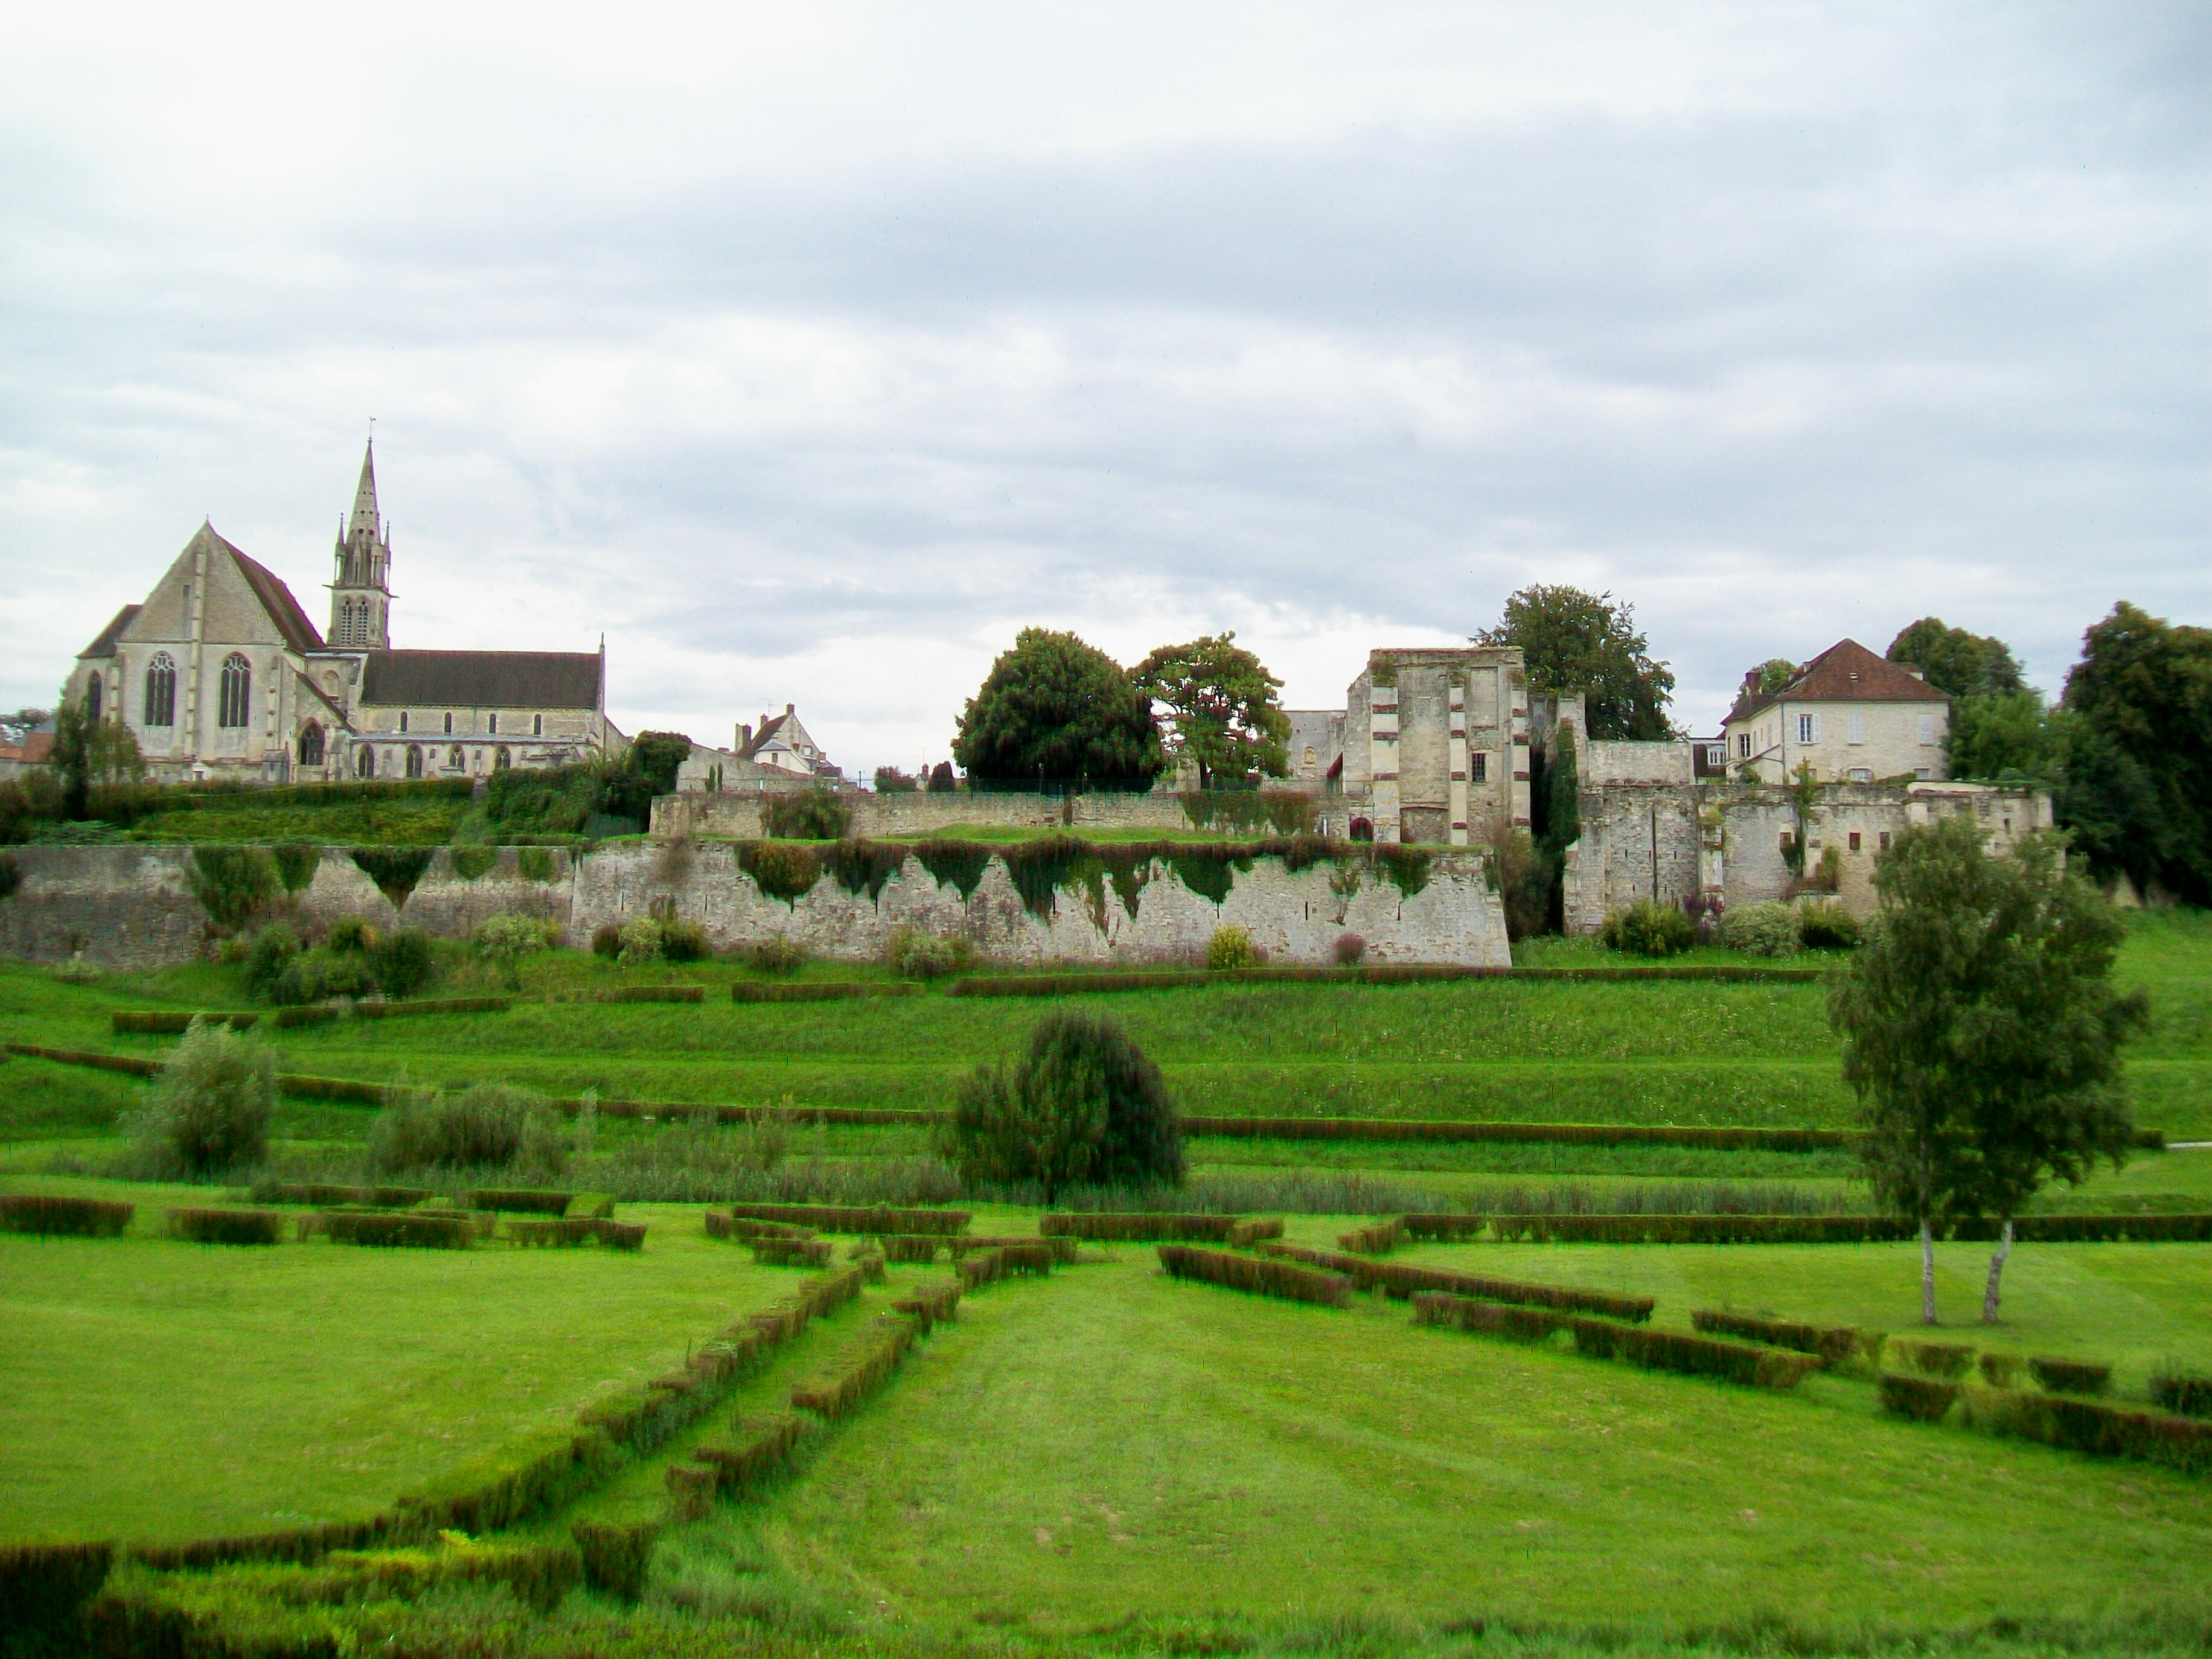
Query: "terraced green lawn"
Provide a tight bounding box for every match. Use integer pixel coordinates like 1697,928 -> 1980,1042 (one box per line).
0,1188 -> 785,1544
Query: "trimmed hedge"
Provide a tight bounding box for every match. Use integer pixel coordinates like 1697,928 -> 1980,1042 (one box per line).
947,963 -> 1827,997
165,1207 -> 284,1245
730,981 -> 921,1003
510,1216 -> 644,1250
750,1236 -> 833,1268
0,1541 -> 113,1644
112,1009 -> 259,1034
1042,1212 -> 1241,1242
1881,1373 -> 1960,1422
2028,1357 -> 2111,1397
1961,1387 -> 2212,1477
1979,1354 -> 2022,1388
1227,1216 -> 1286,1247
1891,1340 -> 1976,1380
876,1233 -> 944,1264
1413,1295 -> 1817,1389
680,1413 -> 805,1512
255,1181 -> 432,1209
791,1312 -> 919,1420
1691,1309 -> 1860,1367
572,1520 -> 660,1602
1183,1117 -> 1854,1152
950,1234 -> 1079,1265
564,1192 -> 616,1220
0,1193 -> 134,1238
1489,1213 -> 1919,1245
469,1188 -> 575,1216
1400,1213 -> 1491,1242
895,1281 -> 963,1331
1338,1219 -> 1405,1255
705,1210 -> 816,1244
1955,1212 -> 2212,1242
111,997 -> 511,1035
314,1209 -> 476,1249
2151,1371 -> 2212,1419
718,1202 -> 970,1236
1261,1241 -> 1654,1322
1157,1244 -> 1352,1308
603,985 -> 707,1003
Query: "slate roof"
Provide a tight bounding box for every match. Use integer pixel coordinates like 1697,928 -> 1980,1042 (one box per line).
226,539 -> 326,654
1727,639 -> 1948,726
357,650 -> 603,710
78,604 -> 142,659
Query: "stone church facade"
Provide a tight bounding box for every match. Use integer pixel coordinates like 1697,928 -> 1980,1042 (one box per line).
65,444 -> 616,785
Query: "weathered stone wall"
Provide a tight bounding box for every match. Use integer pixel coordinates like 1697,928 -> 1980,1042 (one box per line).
0,842 -> 1510,970
1583,741 -> 1694,786
1561,786 -> 1705,932
654,788 -> 1245,840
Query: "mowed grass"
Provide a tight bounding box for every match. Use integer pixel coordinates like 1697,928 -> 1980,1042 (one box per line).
732,1253 -> 2212,1636
0,1185 -> 783,1544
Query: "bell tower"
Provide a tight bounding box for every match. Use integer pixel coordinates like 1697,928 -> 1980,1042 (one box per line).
328,440 -> 393,649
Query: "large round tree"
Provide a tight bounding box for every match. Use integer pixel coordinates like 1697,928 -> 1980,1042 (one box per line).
1475,586 -> 1674,740
952,628 -> 1164,786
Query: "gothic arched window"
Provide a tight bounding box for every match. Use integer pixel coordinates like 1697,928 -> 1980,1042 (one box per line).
298,723 -> 324,767
447,746 -> 464,771
405,744 -> 424,779
356,746 -> 375,779
86,675 -> 103,721
144,653 -> 176,726
494,747 -> 511,770
217,654 -> 251,728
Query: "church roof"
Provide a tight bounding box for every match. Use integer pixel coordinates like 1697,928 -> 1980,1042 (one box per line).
1727,638 -> 1948,726
78,604 -> 141,659
223,535 -> 327,654
357,650 -> 603,710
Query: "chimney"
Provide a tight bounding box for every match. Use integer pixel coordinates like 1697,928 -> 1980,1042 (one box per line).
786,703 -> 794,715
740,723 -> 752,745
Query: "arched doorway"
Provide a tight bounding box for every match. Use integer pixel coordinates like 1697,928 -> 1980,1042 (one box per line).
1349,817 -> 1375,843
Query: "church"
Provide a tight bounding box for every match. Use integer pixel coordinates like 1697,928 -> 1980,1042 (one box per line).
65,443 -> 618,784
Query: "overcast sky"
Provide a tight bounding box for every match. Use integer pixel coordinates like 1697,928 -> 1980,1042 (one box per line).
3,4 -> 2205,775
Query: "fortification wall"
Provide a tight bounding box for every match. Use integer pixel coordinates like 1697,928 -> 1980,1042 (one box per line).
0,842 -> 1509,970
651,788 -> 1212,840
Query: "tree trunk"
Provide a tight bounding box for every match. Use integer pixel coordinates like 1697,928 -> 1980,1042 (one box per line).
1981,1218 -> 2014,1324
1919,1215 -> 1937,1325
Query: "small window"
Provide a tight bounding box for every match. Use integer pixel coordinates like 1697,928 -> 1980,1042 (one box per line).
1781,831 -> 1794,855
357,747 -> 375,779
1707,745 -> 1724,767
1919,714 -> 1936,744
86,675 -> 103,720
444,712 -> 453,735
217,654 -> 251,727
406,744 -> 423,779
1848,831 -> 1861,852
298,723 -> 324,767
1849,767 -> 1872,784
1471,752 -> 1487,784
495,746 -> 511,770
1798,713 -> 1818,744
533,714 -> 543,737
400,711 -> 409,734
1847,711 -> 1864,744
488,712 -> 498,735
449,746 -> 464,770
1879,831 -> 1891,852
1737,732 -> 1751,759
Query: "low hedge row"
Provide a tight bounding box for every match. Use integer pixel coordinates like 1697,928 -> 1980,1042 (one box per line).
1412,1294 -> 1818,1390
1967,1213 -> 2212,1242
603,985 -> 707,1003
791,1311 -> 919,1420
1041,1212 -> 1242,1242
1488,1213 -> 1920,1244
1880,1373 -> 1959,1422
312,1209 -> 478,1249
877,1233 -> 944,1263
1227,1216 -> 1286,1247
681,1413 -> 804,1506
165,1207 -> 284,1246
0,1541 -> 113,1646
2153,1372 -> 2212,1419
1691,1309 -> 1860,1366
730,981 -> 920,1003
895,1281 -> 963,1331
1157,1244 -> 1353,1308
589,1097 -> 933,1128
111,1010 -> 258,1034
1260,1241 -> 1655,1321
564,1192 -> 616,1220
571,1520 -> 660,1603
1889,1340 -> 1976,1380
0,1193 -> 134,1237
510,1216 -> 645,1250
1338,1219 -> 1405,1255
949,1233 -> 1079,1264
718,1202 -> 971,1236
751,1236 -> 833,1268
945,963 -> 1828,997
1399,1213 -> 1491,1242
1183,1117 -> 1855,1151
703,1210 -> 814,1243
470,1188 -> 575,1215
2028,1357 -> 2111,1397
255,1181 -> 433,1208
110,997 -> 511,1035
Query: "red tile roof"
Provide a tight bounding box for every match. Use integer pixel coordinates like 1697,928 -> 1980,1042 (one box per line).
1728,638 -> 1948,725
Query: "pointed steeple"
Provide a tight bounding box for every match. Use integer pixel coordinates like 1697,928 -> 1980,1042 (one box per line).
329,437 -> 394,650
348,440 -> 380,542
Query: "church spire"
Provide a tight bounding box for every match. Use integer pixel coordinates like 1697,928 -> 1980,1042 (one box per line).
329,437 -> 394,651
348,440 -> 381,542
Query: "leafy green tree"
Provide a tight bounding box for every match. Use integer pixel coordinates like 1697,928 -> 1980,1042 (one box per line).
1886,618 -> 2027,699
1948,690 -> 2058,783
134,1017 -> 277,1176
953,629 -> 1164,786
1829,818 -> 2143,1324
2061,602 -> 2212,904
47,695 -> 145,820
1476,586 -> 1674,740
1747,658 -> 1798,698
1131,633 -> 1291,787
936,1012 -> 1183,1202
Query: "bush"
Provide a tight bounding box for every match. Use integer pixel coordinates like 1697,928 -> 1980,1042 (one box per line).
1157,1244 -> 1352,1308
1719,901 -> 1802,958
659,917 -> 709,964
2029,1357 -> 2112,1397
0,1194 -> 133,1237
476,912 -> 555,987
1978,1353 -> 2022,1387
761,788 -> 854,840
368,1082 -> 569,1180
327,916 -> 378,953
591,921 -> 623,959
187,846 -> 281,933
938,1012 -> 1184,1202
617,915 -> 663,966
2150,1370 -> 2212,1419
165,1206 -> 284,1245
371,927 -> 436,997
1600,900 -> 1695,958
1206,924 -> 1262,971
243,923 -> 301,999
1331,932 -> 1367,967
1797,901 -> 1860,950
270,947 -> 380,1006
132,1018 -> 276,1176
1338,1219 -> 1404,1255
887,927 -> 970,980
742,936 -> 808,974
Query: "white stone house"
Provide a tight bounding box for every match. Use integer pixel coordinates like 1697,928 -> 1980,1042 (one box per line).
1721,639 -> 1949,785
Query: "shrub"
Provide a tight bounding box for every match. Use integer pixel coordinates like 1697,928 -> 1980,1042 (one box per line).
591,921 -> 623,959
1206,925 -> 1262,971
1157,1244 -> 1352,1308
1719,900 -> 1802,958
450,845 -> 497,882
743,936 -> 808,974
327,916 -> 378,953
1331,932 -> 1367,967
2029,1357 -> 2111,1397
1797,901 -> 1860,950
2150,1370 -> 2212,1419
752,1236 -> 834,1267
761,788 -> 854,841
617,915 -> 663,966
243,922 -> 302,1000
1978,1354 -> 2022,1387
938,1012 -> 1184,1203
887,927 -> 971,980
1893,1340 -> 1976,1379
1690,1309 -> 1859,1367
1600,900 -> 1695,958
187,846 -> 281,933
659,917 -> 709,964
518,846 -> 558,883
0,1194 -> 133,1237
368,1082 -> 569,1179
132,1017 -> 276,1176
476,912 -> 554,987
371,926 -> 436,997
165,1206 -> 284,1245
1880,1373 -> 1960,1421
